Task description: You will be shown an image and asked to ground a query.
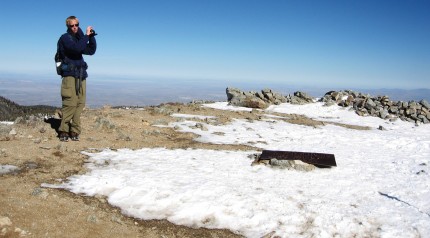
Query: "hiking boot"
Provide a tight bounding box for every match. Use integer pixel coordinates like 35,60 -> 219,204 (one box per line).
59,132 -> 69,142
70,132 -> 80,141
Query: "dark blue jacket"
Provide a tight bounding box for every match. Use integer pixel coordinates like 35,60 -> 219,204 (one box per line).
59,28 -> 97,79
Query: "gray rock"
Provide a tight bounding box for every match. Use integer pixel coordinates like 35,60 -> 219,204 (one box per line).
195,123 -> 208,131
274,95 -> 287,104
87,215 -> 98,223
247,97 -> 268,109
0,165 -> 20,175
273,99 -> 282,105
94,117 -> 116,130
378,125 -> 387,131
226,87 -> 243,101
227,87 -> 288,108
389,106 -> 398,113
416,104 -> 422,110
354,98 -> 365,108
379,109 -> 389,119
262,91 -> 274,101
256,91 -> 265,100
261,88 -> 272,95
269,159 -> 316,171
356,108 -> 368,116
406,118 -> 415,123
244,91 -> 255,98
288,96 -> 309,105
25,162 -> 39,169
345,95 -> 354,106
405,108 -> 413,116
410,114 -> 419,121
365,99 -> 376,109
323,90 -> 336,97
293,91 -> 314,102
31,188 -> 49,199
418,115 -> 429,124
230,96 -> 268,109
331,91 -> 341,101
420,99 -> 430,110
409,101 -> 418,108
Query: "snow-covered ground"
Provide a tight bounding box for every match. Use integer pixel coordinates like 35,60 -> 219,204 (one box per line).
44,102 -> 430,237
171,113 -> 216,120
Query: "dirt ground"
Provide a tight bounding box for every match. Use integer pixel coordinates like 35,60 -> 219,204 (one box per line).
0,102 -> 369,237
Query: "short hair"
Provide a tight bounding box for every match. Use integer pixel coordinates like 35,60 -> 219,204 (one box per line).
66,16 -> 79,26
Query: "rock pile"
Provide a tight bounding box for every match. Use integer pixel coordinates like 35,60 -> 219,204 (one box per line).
226,88 -> 316,108
225,88 -> 429,124
226,87 -> 287,109
284,91 -> 315,105
320,90 -> 430,124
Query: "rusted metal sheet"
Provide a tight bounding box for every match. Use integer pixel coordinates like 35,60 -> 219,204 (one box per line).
259,150 -> 337,167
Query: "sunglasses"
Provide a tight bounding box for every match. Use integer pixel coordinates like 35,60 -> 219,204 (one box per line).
68,23 -> 79,28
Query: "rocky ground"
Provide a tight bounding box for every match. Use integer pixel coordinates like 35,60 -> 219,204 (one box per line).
0,102 -> 367,238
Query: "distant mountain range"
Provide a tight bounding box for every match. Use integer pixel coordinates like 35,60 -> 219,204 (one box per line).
1,73 -> 428,108
1,87 -> 429,121
0,96 -> 58,121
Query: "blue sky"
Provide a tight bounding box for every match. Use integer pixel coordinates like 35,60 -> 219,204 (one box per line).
0,0 -> 429,89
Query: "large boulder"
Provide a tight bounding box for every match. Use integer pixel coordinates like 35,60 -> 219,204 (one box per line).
230,96 -> 268,109
226,87 -> 286,109
285,91 -> 314,105
226,87 -> 243,102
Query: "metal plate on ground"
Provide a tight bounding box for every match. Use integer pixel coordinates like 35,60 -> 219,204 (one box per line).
259,150 -> 337,167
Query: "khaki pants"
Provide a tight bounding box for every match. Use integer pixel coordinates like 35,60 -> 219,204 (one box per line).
59,76 -> 86,134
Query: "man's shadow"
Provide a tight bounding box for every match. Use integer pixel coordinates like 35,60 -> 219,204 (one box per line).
44,117 -> 61,134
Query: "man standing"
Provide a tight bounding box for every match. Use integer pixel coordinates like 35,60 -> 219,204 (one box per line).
57,16 -> 97,142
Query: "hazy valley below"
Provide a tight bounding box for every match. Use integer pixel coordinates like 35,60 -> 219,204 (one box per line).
1,74 -> 429,108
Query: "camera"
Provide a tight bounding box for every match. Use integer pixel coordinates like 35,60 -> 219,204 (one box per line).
90,29 -> 97,36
